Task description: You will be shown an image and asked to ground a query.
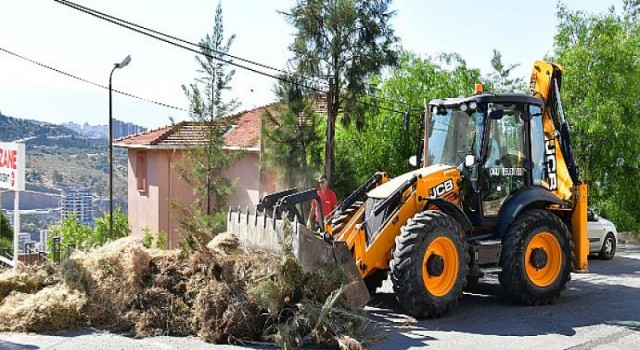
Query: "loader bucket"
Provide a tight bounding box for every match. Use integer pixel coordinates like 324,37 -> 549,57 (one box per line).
228,207 -> 370,309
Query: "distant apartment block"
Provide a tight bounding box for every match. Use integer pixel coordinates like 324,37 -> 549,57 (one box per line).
63,119 -> 147,139
113,119 -> 147,139
61,187 -> 94,226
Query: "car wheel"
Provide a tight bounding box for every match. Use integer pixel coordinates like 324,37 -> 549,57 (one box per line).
598,233 -> 616,260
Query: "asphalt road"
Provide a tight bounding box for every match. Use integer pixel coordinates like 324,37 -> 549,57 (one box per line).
1,243 -> 639,350
369,242 -> 640,350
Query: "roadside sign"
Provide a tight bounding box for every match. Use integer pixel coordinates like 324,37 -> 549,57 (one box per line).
0,141 -> 25,270
0,142 -> 25,191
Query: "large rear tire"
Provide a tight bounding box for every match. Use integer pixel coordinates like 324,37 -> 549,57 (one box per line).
391,211 -> 469,318
499,209 -> 573,305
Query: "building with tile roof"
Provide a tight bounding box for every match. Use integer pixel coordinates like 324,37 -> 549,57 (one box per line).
114,105 -> 277,248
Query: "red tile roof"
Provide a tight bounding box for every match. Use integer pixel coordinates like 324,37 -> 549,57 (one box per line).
114,105 -> 271,151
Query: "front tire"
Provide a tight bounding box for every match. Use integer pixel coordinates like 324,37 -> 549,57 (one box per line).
599,233 -> 616,260
391,211 -> 469,318
499,209 -> 573,305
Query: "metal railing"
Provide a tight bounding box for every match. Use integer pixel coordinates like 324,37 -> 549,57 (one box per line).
0,237 -> 79,267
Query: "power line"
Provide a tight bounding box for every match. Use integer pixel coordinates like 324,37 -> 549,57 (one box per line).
0,46 -> 188,112
53,0 -> 417,114
54,0 -> 323,89
54,0 -> 330,89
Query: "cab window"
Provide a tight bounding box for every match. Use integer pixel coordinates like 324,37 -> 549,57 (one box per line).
482,104 -> 528,216
530,105 -> 546,186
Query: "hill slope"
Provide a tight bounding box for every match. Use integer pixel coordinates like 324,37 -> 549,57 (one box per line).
0,113 -> 75,141
0,112 -> 127,204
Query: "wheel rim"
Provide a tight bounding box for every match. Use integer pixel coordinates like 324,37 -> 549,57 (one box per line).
525,231 -> 563,287
422,236 -> 459,296
604,237 -> 614,255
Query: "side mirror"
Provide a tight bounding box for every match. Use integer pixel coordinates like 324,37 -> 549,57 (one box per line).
409,155 -> 418,167
594,214 -> 599,220
464,154 -> 476,168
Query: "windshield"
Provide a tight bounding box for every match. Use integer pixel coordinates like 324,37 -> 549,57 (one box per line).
428,107 -> 483,165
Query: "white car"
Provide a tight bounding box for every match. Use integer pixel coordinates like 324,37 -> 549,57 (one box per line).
588,209 -> 618,260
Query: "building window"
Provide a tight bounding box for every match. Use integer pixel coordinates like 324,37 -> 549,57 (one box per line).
137,152 -> 147,193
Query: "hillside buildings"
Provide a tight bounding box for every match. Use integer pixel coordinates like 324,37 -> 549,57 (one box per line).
64,119 -> 147,139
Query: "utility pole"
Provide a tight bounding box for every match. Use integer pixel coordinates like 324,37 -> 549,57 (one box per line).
108,55 -> 131,240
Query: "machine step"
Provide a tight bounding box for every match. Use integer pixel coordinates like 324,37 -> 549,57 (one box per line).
472,239 -> 502,266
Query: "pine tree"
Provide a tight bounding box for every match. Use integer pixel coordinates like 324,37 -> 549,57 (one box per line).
178,1 -> 238,216
283,0 -> 399,181
262,77 -> 323,190
488,49 -> 524,93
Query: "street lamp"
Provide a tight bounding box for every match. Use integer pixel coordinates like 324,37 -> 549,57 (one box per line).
109,55 -> 131,240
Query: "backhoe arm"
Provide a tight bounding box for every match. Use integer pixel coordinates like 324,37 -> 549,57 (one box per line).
529,60 -> 588,272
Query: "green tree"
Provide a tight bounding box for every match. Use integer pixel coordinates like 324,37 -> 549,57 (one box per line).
262,77 -> 323,190
47,214 -> 92,253
0,211 -> 13,251
552,1 -> 640,231
176,1 -> 238,251
178,1 -> 237,215
333,52 -> 483,196
92,207 -> 131,246
47,208 -> 130,255
487,49 -> 524,93
283,0 -> 399,181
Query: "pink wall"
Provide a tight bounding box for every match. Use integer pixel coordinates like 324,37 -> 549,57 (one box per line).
167,151 -> 197,248
127,148 -> 267,249
222,152 -> 261,210
128,149 -> 161,237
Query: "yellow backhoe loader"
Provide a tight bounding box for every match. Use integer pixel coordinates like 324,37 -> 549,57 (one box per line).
233,60 -> 589,318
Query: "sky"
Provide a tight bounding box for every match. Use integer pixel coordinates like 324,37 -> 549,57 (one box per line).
0,0 -> 622,130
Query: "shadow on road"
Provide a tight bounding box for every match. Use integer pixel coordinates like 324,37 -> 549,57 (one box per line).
0,340 -> 39,349
54,329 -> 102,337
366,250 -> 640,349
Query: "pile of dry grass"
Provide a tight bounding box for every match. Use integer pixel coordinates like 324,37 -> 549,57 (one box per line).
0,233 -> 367,348
206,231 -> 240,254
61,237 -> 152,331
0,263 -> 58,302
0,283 -> 86,333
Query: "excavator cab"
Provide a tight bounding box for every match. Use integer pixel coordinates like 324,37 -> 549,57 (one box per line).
427,94 -> 549,230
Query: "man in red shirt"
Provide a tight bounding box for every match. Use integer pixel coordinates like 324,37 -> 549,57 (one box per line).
307,174 -> 338,229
